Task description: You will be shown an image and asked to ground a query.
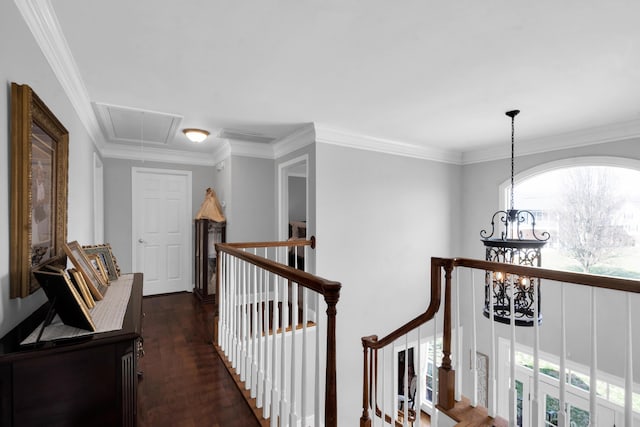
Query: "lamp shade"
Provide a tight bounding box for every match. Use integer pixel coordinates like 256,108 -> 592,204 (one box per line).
183,128 -> 210,143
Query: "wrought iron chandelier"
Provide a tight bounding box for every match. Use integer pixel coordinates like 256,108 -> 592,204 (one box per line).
480,110 -> 550,326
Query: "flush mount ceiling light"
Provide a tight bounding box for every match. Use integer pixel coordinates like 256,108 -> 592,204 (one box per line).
183,128 -> 210,143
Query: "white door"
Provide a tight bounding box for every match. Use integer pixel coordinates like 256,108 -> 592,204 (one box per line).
132,167 -> 192,296
538,381 -> 615,427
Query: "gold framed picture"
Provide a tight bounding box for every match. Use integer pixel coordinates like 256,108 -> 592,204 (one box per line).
63,241 -> 108,301
10,82 -> 69,298
68,268 -> 95,309
87,253 -> 109,285
82,243 -> 121,280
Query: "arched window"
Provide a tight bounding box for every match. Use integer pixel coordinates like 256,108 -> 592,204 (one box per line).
503,157 -> 640,278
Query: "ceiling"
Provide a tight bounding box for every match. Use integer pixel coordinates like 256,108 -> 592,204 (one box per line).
19,0 -> 640,164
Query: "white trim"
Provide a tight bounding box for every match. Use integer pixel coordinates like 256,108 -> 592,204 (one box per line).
15,0 -> 104,148
277,155 -> 309,241
102,143 -> 217,166
463,119 -> 640,165
131,167 -> 192,293
500,337 -> 640,424
93,153 -> 104,243
272,124 -> 316,159
497,156 -> 640,210
315,125 -> 463,165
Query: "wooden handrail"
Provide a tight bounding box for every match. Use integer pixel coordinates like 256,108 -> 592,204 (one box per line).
452,257 -> 640,293
216,240 -> 338,295
222,236 -> 316,250
361,258 -> 447,350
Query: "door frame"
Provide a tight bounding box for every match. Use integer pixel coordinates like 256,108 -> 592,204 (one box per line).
277,155 -> 309,241
131,167 -> 192,293
93,152 -> 104,243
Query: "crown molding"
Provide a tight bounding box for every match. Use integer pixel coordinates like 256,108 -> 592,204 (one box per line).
272,123 -> 315,158
100,143 -> 217,166
15,0 -> 104,150
212,140 -> 231,165
229,140 -> 274,159
462,118 -> 640,165
314,125 -> 463,165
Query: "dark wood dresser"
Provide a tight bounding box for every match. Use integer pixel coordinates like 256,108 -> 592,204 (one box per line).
0,273 -> 143,427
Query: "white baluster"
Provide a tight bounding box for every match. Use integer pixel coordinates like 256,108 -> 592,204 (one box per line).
488,270 -> 497,418
241,260 -> 248,382
251,249 -> 259,396
290,282 -> 299,426
219,253 -> 226,350
625,293 -> 633,427
403,335 -> 408,427
270,273 -> 280,427
558,283 -> 567,427
416,324 -> 422,427
231,257 -> 238,369
432,308 -> 439,426
392,341 -> 398,424
471,268 -> 478,407
301,287 -> 308,427
454,268 -> 462,402
314,292 -> 321,427
263,270 -> 272,419
589,287 -> 598,426
280,277 -> 290,426
380,348 -> 384,426
532,277 -> 540,427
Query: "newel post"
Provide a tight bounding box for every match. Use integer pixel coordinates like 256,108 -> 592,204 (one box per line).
360,336 -> 377,427
324,285 -> 341,427
438,260 -> 456,409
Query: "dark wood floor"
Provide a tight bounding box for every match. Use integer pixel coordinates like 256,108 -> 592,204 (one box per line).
137,292 -> 260,427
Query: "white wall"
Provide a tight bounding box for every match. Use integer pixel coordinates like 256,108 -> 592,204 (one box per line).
458,137 -> 640,402
314,142 -> 462,424
288,176 -> 306,223
0,1 -> 97,336
227,155 -> 276,242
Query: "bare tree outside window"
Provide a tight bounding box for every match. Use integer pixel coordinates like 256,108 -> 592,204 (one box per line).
514,166 -> 640,279
556,168 -> 630,273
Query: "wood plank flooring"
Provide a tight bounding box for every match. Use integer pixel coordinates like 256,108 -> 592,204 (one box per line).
137,292 -> 260,427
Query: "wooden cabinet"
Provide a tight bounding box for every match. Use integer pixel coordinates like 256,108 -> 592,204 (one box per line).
0,273 -> 143,427
194,219 -> 225,304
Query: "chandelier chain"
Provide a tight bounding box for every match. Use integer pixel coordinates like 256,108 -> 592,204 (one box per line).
510,113 -> 515,211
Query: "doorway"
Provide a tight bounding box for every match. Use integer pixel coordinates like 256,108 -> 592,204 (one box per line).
278,155 -> 308,241
132,167 -> 192,296
93,153 -> 104,243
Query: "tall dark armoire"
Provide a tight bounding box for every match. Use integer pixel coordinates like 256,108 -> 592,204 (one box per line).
194,219 -> 226,304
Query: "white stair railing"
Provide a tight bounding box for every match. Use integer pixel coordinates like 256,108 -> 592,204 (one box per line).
215,239 -> 340,427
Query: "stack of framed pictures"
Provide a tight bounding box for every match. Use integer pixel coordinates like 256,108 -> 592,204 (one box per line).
63,241 -> 108,300
82,243 -> 121,281
31,241 -> 123,333
32,264 -> 95,332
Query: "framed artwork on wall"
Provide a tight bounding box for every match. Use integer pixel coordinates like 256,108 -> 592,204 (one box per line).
10,82 -> 69,298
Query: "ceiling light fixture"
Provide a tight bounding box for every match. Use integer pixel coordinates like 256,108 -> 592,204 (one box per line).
479,110 -> 550,326
183,128 -> 210,143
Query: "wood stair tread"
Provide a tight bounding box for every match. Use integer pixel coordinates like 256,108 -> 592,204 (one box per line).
438,396 -> 507,427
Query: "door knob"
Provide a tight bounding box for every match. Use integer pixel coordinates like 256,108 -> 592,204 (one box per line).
138,238 -> 146,244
